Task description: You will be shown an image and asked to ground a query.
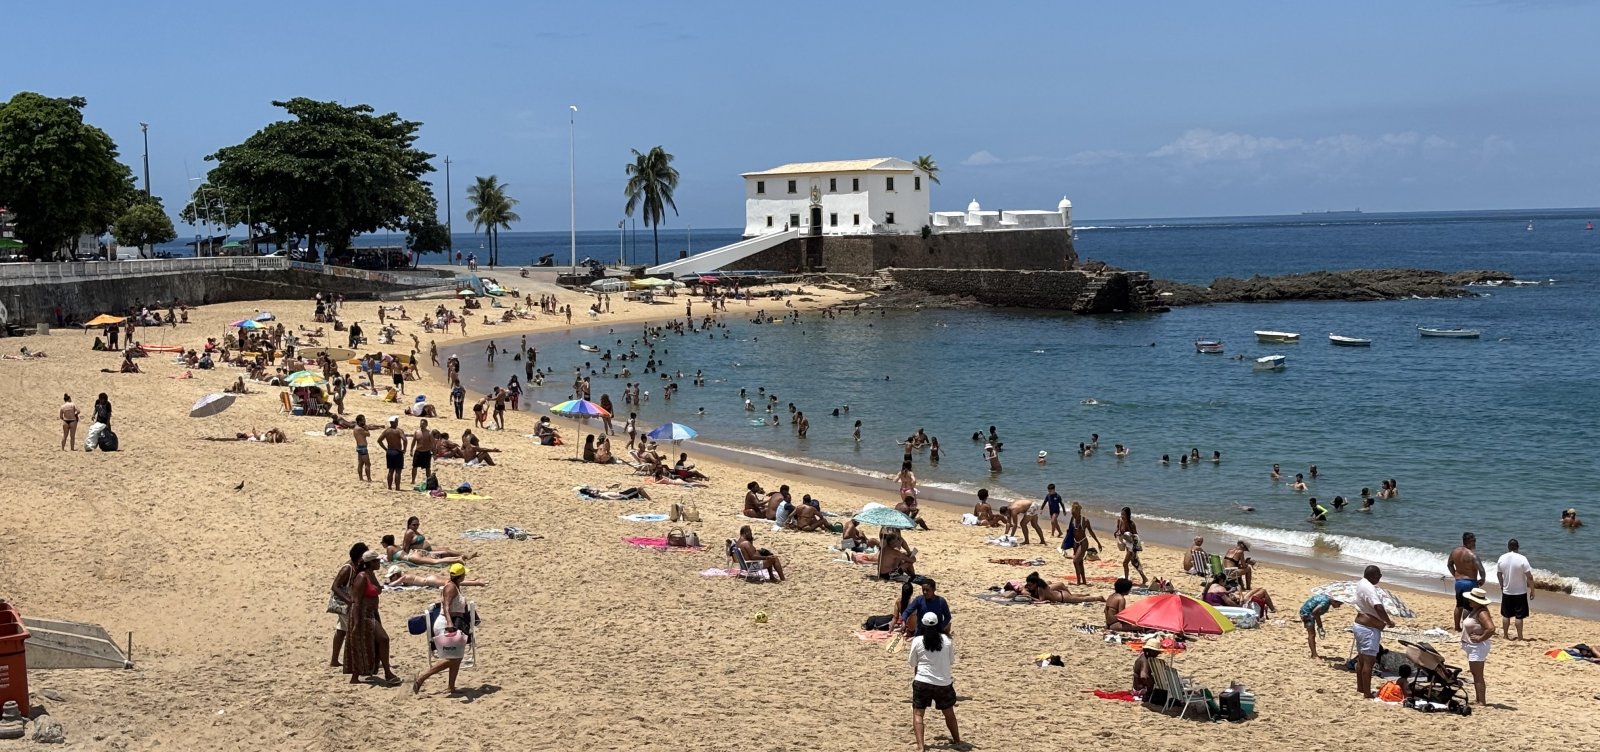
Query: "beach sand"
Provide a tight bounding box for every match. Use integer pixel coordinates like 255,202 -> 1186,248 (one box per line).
3,284 -> 1596,751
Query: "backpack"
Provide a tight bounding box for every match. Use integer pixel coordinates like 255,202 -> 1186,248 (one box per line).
862,614 -> 895,631
98,428 -> 119,452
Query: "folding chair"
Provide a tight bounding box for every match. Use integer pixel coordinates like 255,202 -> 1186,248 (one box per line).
1155,658 -> 1212,720
725,539 -> 768,582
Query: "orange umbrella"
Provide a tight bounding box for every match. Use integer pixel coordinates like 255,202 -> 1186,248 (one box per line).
1116,593 -> 1236,635
85,314 -> 126,327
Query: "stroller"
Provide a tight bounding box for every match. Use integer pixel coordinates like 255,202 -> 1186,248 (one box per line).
1399,640 -> 1472,716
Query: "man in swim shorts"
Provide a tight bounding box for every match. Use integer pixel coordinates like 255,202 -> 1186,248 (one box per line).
1447,532 -> 1484,631
378,416 -> 407,491
410,418 -> 434,485
352,415 -> 371,482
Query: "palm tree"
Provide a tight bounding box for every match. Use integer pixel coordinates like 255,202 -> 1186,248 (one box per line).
465,176 -> 519,267
623,146 -> 680,266
913,154 -> 940,186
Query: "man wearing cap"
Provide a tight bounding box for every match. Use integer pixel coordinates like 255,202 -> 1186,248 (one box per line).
378,416 -> 407,491
1495,539 -> 1534,640
1353,565 -> 1396,699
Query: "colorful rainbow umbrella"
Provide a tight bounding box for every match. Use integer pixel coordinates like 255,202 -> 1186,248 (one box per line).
549,399 -> 610,418
1116,593 -> 1237,635
285,370 -> 326,388
229,319 -> 265,330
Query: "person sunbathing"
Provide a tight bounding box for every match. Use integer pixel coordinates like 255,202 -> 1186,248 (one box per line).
203,427 -> 286,443
1104,578 -> 1140,631
1202,574 -> 1277,614
736,525 -> 785,582
785,502 -> 831,532
673,453 -> 710,481
401,516 -> 470,558
1022,572 -> 1107,604
593,436 -> 615,464
878,529 -> 917,580
577,486 -> 652,500
381,534 -> 476,566
463,435 -> 498,466
225,376 -> 252,394
839,519 -> 874,551
649,465 -> 705,487
742,481 -> 768,518
385,566 -> 487,589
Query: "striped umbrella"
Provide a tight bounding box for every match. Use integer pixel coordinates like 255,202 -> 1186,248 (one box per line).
646,422 -> 698,442
229,319 -> 265,329
285,370 -> 326,388
549,399 -> 610,418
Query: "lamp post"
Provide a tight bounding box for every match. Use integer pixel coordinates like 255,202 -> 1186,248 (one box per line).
444,155 -> 454,264
568,105 -> 578,276
139,122 -> 151,258
618,220 -> 625,266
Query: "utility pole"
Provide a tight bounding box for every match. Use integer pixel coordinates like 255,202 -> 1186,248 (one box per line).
140,123 -> 151,259
568,105 -> 578,276
444,155 -> 454,264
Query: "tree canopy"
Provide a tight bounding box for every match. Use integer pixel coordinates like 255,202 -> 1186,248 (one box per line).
203,98 -> 437,253
623,146 -> 679,266
112,196 -> 178,251
465,175 -> 519,266
0,92 -> 136,260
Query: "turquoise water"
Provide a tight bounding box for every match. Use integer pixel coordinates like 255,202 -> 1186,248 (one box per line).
449,209 -> 1600,595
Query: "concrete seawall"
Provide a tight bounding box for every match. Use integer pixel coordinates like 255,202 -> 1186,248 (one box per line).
717,227 -> 1076,275
886,268 -> 1167,314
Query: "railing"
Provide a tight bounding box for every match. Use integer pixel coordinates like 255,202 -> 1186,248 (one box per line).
0,256 -> 289,282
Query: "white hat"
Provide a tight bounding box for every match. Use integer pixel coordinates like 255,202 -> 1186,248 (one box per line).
388,415 -> 400,424
984,443 -> 994,449
1038,450 -> 1048,458
920,612 -> 940,627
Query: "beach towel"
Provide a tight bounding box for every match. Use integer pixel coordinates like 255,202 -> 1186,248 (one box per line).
699,568 -> 739,578
855,630 -> 894,642
623,536 -> 702,551
169,371 -> 194,379
462,528 -> 536,541
621,513 -> 670,522
985,536 -> 1020,548
446,493 -> 494,501
971,592 -> 1041,606
989,558 -> 1047,567
1088,689 -> 1139,702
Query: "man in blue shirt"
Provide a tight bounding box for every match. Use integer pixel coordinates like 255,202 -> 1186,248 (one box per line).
1043,483 -> 1065,539
901,578 -> 951,634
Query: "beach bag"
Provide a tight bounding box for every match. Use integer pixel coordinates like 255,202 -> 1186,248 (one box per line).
666,528 -> 689,548
684,531 -> 701,548
325,595 -> 347,615
680,504 -> 702,523
98,428 -> 119,452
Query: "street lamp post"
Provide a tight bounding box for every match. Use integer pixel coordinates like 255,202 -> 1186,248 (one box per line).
444,155 -> 454,264
569,105 -> 578,276
618,220 -> 625,266
139,123 -> 151,198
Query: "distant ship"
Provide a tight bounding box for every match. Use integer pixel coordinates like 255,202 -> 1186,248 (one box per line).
1300,209 -> 1364,216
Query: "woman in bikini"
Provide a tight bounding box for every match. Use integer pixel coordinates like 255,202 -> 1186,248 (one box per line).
1063,502 -> 1103,586
1022,571 -> 1106,604
1114,507 -> 1148,586
1223,541 -> 1255,589
401,517 -> 471,559
59,394 -> 80,451
1203,574 -> 1278,614
381,534 -> 475,566
896,462 -> 918,499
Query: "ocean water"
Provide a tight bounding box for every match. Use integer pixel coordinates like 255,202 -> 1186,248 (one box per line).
444,209 -> 1600,596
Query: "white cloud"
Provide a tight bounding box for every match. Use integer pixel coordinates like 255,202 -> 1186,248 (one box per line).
1150,129 -> 1461,167
962,150 -> 1002,167
1065,149 -> 1130,166
1147,129 -> 1302,162
1476,135 -> 1516,159
1423,135 -> 1456,150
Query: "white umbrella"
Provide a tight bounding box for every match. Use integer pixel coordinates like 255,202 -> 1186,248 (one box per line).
190,393 -> 236,419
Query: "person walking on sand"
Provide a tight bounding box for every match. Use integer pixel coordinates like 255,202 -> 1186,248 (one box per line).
1448,532 -> 1485,631
429,340 -> 439,368
1353,565 -> 1396,699
1043,484 -> 1064,538
907,612 -> 961,752
59,394 -> 80,451
413,563 -> 486,696
1064,502 -> 1102,585
1114,506 -> 1148,586
353,415 -> 372,482
378,416 -> 407,491
329,542 -> 368,667
450,381 -> 466,420
1495,539 -> 1534,640
344,549 -> 401,686
1459,587 -> 1494,705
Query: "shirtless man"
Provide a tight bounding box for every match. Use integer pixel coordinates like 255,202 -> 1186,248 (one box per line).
786,502 -> 830,532
353,415 -> 372,482
1448,532 -> 1485,631
897,496 -> 931,531
1005,497 -> 1045,544
378,416 -> 408,491
736,525 -> 785,582
1105,578 -> 1139,631
742,482 -> 767,519
410,418 -> 434,484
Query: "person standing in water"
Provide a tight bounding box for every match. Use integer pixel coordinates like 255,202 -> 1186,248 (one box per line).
983,443 -> 1001,473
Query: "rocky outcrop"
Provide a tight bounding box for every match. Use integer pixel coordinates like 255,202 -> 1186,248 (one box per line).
1153,269 -> 1514,306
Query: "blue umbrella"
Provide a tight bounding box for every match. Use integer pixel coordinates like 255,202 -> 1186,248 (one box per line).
852,503 -> 915,530
647,422 -> 698,442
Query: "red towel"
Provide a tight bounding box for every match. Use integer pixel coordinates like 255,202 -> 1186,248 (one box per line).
1090,689 -> 1138,702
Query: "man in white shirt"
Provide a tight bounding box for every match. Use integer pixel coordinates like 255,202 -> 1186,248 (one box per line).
1495,539 -> 1534,640
1352,565 -> 1396,699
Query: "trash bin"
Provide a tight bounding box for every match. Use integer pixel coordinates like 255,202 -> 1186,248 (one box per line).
35,323 -> 49,336
0,603 -> 30,716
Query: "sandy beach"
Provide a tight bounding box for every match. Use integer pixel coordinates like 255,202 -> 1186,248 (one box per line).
4,281 -> 1598,752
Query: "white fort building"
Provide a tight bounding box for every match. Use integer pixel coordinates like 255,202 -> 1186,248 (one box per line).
741,157 -> 1071,237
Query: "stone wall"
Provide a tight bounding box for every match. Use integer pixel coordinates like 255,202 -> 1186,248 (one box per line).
718,227 -> 1075,275
885,268 -> 1162,314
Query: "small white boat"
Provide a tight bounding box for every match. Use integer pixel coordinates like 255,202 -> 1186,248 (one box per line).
1254,330 -> 1300,343
578,343 -> 600,352
1418,327 -> 1481,339
1253,354 -> 1287,371
1195,339 -> 1224,354
1329,333 -> 1372,347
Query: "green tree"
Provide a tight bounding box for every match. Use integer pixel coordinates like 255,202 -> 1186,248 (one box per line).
913,154 -> 940,185
464,176 -> 519,267
202,98 -> 435,254
623,146 -> 680,266
0,92 -> 135,260
405,216 -> 451,265
112,196 -> 178,252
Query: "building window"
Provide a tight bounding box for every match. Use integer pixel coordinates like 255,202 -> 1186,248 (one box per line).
787,180 -> 797,194
789,213 -> 800,228
828,178 -> 836,192
886,176 -> 896,191
766,216 -> 773,227
756,180 -> 765,195
885,211 -> 896,225
852,178 -> 860,191
853,214 -> 860,226
829,213 -> 838,227
914,176 -> 921,191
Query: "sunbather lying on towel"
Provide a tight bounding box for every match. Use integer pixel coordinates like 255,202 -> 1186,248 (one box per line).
1020,572 -> 1107,604
385,565 -> 488,588
202,427 -> 287,443
650,465 -> 705,487
382,534 -> 476,566
577,486 -> 653,500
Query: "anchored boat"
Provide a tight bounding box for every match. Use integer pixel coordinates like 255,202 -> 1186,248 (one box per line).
1254,330 -> 1300,343
1195,339 -> 1224,354
1418,327 -> 1481,339
1253,354 -> 1287,371
1329,333 -> 1372,347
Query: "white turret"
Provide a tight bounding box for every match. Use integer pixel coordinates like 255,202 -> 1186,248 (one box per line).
1058,196 -> 1073,227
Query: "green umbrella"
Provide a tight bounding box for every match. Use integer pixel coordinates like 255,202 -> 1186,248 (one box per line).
852,503 -> 916,530
0,238 -> 25,249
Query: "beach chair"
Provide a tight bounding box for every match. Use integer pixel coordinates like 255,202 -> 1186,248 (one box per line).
1153,658 -> 1212,720
278,392 -> 293,413
1188,549 -> 1210,577
725,539 -> 768,582
1206,554 -> 1243,589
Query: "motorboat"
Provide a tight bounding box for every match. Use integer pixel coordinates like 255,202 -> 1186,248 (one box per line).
1418,327 -> 1481,339
1329,333 -> 1372,347
1253,355 -> 1287,371
1195,339 -> 1224,354
1254,330 -> 1300,343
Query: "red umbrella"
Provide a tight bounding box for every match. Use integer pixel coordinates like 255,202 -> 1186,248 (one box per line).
1115,593 -> 1236,635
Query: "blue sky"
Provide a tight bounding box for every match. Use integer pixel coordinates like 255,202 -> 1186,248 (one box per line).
8,1 -> 1599,231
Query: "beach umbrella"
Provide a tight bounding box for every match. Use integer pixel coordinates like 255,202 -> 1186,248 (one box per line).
1116,593 -> 1237,636
549,399 -> 611,418
285,370 -> 326,388
189,392 -> 236,419
0,238 -> 25,250
229,319 -> 265,329
457,289 -> 477,297
646,422 -> 698,442
852,502 -> 916,530
255,311 -> 275,321
85,314 -> 126,327
1309,581 -> 1416,620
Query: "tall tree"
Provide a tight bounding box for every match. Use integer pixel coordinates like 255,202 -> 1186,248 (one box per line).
405,216 -> 450,266
0,92 -> 135,260
623,146 -> 680,266
464,176 -> 519,266
203,98 -> 435,254
112,196 -> 178,253
913,154 -> 940,186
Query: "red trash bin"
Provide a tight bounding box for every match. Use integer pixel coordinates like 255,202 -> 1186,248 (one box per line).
0,602 -> 30,716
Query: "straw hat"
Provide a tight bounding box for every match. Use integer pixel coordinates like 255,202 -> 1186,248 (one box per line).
1462,587 -> 1491,606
